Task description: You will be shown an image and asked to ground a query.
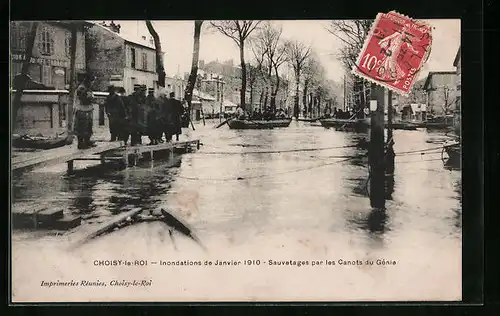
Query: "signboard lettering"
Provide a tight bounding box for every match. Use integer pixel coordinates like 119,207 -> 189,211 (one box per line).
11,54 -> 84,69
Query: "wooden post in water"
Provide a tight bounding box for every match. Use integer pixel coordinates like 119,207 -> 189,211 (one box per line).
386,90 -> 395,176
369,84 -> 386,209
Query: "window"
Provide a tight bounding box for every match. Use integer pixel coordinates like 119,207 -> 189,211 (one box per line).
11,22 -> 29,50
38,27 -> 54,56
130,48 -> 136,68
142,52 -> 147,70
41,65 -> 52,86
64,33 -> 71,56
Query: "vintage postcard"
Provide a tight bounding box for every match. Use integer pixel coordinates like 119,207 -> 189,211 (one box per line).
10,18 -> 462,302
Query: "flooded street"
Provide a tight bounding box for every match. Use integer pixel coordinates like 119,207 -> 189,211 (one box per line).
12,121 -> 462,302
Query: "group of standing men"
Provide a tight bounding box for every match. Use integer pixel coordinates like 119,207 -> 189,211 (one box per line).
73,73 -> 186,150
104,84 -> 185,146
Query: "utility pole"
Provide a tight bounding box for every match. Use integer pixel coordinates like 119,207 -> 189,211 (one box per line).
386,90 -> 395,177
369,83 -> 386,209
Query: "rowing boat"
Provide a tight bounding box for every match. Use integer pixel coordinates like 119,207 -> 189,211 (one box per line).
12,133 -> 73,150
319,118 -> 369,127
227,118 -> 292,130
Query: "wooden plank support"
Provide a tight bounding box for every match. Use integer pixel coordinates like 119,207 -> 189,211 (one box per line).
12,142 -> 124,172
67,160 -> 74,174
71,207 -> 142,248
100,154 -> 106,164
197,140 -> 200,149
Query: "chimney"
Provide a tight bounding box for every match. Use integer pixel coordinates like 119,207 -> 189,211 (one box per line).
142,35 -> 146,40
199,60 -> 205,69
108,21 -> 121,34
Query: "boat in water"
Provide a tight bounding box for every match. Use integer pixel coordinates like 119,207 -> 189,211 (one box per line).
388,121 -> 419,130
423,115 -> 454,130
227,118 -> 292,130
12,132 -> 73,150
443,140 -> 460,164
319,118 -> 370,128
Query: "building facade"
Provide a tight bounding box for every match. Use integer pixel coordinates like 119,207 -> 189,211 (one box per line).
10,21 -> 88,136
85,21 -> 160,94
453,46 -> 461,136
10,21 -> 86,89
423,71 -> 457,116
453,46 -> 461,113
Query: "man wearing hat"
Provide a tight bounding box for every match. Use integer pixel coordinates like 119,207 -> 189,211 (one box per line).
125,84 -> 147,146
74,73 -> 96,149
167,91 -> 184,142
104,85 -> 127,142
145,87 -> 161,145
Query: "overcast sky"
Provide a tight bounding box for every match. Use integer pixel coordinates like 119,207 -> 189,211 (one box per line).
112,19 -> 460,84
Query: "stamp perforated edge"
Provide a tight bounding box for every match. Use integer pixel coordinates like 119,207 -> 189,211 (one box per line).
350,11 -> 433,97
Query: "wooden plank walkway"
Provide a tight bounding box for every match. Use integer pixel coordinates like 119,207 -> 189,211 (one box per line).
11,139 -> 201,174
11,142 -> 124,173
71,207 -> 143,248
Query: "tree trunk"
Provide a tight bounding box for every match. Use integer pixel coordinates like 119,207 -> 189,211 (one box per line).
294,76 -> 300,118
302,80 -> 309,117
263,87 -> 269,108
184,20 -> 203,117
272,65 -> 280,112
239,41 -> 247,110
67,25 -> 78,136
12,22 -> 38,132
259,89 -> 264,110
145,21 -> 166,87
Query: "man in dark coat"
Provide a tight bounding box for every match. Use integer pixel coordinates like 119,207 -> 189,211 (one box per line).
169,92 -> 184,141
146,88 -> 162,145
104,85 -> 127,142
74,74 -> 96,149
125,84 -> 146,146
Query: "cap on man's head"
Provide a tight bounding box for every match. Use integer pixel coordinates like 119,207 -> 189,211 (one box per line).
169,92 -> 175,98
107,85 -> 116,93
140,84 -> 147,91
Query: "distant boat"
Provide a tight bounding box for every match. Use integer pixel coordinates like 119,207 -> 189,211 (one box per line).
319,118 -> 370,132
444,140 -> 460,163
387,121 -> 419,130
227,118 -> 292,130
423,115 -> 454,130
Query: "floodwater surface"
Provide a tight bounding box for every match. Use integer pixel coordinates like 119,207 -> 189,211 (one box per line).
11,120 -> 461,302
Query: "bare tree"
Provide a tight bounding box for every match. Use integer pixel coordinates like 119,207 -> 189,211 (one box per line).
184,20 -> 204,116
210,20 -> 261,110
11,22 -> 38,132
327,20 -> 372,70
327,20 -> 372,115
250,22 -> 288,111
285,40 -> 311,118
145,20 -> 166,87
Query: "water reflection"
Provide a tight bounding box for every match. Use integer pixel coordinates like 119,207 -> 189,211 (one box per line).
12,123 -> 462,252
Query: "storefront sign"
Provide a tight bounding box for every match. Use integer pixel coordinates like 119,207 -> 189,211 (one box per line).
11,54 -> 85,69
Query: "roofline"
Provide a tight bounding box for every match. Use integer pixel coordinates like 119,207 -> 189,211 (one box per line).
423,71 -> 456,90
453,46 -> 461,67
124,39 -> 156,51
87,21 -> 157,51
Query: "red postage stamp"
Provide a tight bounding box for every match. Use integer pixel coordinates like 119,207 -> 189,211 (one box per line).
351,11 -> 433,96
